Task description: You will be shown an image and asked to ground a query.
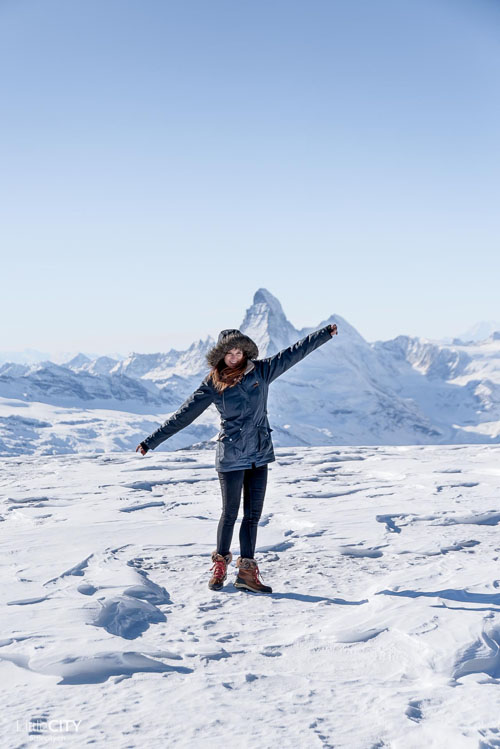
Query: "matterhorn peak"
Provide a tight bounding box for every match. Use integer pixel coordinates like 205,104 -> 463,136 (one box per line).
240,288 -> 299,357
252,288 -> 287,318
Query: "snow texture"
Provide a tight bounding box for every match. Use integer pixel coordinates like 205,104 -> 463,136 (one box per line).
1,444 -> 500,747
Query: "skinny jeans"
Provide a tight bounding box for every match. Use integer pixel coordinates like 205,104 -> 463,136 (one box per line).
216,463 -> 268,559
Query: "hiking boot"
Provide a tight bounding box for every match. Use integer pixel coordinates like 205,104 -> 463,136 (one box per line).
208,550 -> 232,591
234,556 -> 272,594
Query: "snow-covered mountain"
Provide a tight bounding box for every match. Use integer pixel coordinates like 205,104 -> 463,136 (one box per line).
240,288 -> 299,355
1,288 -> 499,455
456,320 -> 500,343
0,348 -> 52,365
374,333 -> 500,441
0,360 -> 178,411
0,349 -> 125,365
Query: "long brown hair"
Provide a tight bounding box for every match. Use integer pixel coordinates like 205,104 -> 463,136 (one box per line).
210,357 -> 248,393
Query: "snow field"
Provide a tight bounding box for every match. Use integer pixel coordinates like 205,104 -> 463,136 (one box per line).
1,445 -> 500,748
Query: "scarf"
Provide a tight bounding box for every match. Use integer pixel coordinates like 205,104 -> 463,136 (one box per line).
210,358 -> 248,393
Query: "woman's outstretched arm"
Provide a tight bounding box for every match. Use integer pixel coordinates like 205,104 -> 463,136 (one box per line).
137,377 -> 214,453
258,324 -> 337,384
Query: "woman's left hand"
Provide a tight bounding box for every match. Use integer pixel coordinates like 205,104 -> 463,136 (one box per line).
329,324 -> 338,336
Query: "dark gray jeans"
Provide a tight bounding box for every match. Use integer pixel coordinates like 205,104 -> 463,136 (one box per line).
216,463 -> 268,559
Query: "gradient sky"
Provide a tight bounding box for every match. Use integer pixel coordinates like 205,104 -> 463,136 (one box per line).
1,0 -> 499,355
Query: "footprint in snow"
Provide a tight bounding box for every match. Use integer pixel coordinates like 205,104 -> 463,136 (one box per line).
199,601 -> 224,612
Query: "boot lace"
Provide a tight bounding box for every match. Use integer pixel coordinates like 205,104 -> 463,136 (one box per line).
211,558 -> 226,581
253,564 -> 265,585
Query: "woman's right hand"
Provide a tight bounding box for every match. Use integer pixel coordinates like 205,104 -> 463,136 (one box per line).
135,442 -> 148,456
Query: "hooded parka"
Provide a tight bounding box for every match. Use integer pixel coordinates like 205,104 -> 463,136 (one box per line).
142,325 -> 333,471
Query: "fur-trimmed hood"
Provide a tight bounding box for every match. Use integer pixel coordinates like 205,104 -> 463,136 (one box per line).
206,329 -> 259,368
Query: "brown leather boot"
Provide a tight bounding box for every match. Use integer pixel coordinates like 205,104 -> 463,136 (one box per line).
208,550 -> 232,591
234,557 -> 272,594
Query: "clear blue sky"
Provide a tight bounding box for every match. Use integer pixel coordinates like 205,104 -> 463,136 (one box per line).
1,0 -> 499,354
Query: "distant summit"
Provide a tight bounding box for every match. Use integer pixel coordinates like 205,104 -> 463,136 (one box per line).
240,288 -> 299,356
65,353 -> 92,369
457,321 -> 500,343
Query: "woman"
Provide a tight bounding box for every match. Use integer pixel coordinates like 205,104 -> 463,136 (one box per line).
136,322 -> 338,594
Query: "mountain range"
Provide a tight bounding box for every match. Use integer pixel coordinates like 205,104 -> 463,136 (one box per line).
1,288 -> 499,455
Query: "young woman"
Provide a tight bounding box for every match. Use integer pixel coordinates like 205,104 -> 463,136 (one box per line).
136,323 -> 338,594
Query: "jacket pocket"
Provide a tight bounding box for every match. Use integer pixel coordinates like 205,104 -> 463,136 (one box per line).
257,426 -> 274,452
217,433 -> 242,463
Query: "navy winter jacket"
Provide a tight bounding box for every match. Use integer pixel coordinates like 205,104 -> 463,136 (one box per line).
142,326 -> 333,472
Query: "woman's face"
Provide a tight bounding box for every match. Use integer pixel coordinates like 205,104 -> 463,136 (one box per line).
224,347 -> 244,368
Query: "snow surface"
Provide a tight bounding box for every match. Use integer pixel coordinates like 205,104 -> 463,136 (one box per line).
2,445 -> 500,747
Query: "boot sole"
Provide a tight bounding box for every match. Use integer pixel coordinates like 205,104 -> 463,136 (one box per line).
234,580 -> 272,594
208,575 -> 226,591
